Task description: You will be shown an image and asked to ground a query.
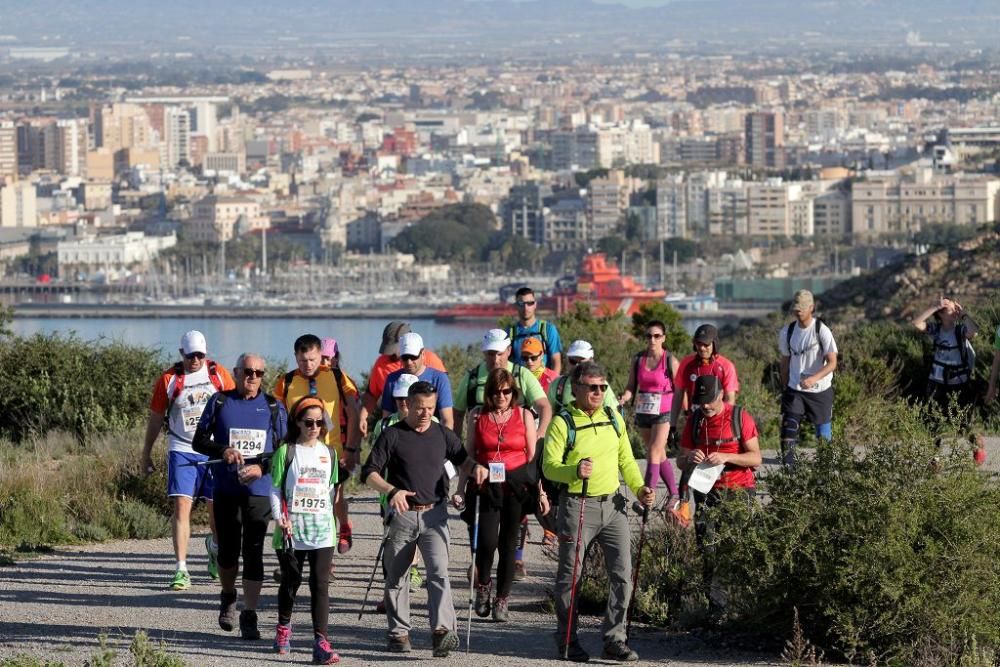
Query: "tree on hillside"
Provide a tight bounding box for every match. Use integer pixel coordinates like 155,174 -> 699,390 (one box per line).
390,203 -> 498,263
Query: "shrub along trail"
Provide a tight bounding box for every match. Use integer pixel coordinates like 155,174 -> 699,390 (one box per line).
0,487 -> 775,667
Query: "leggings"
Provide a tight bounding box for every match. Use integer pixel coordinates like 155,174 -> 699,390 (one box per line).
215,493 -> 270,581
277,547 -> 334,638
469,490 -> 524,598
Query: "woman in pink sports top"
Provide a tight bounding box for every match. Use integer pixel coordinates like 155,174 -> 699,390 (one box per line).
619,320 -> 681,505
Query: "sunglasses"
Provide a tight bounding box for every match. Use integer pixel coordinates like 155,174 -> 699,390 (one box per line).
241,368 -> 265,378
645,333 -> 664,339
185,352 -> 206,360
299,418 -> 323,428
575,382 -> 608,394
523,353 -> 541,362
491,388 -> 513,397
516,301 -> 535,307
401,354 -> 419,362
567,357 -> 586,365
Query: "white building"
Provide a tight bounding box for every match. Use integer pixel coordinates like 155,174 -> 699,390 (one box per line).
655,174 -> 687,239
163,107 -> 191,169
57,232 -> 177,274
0,180 -> 37,228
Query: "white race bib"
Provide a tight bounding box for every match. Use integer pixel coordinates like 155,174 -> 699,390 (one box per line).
229,428 -> 266,457
291,480 -> 330,515
181,406 -> 202,433
636,392 -> 660,415
688,462 -> 724,494
489,461 -> 506,483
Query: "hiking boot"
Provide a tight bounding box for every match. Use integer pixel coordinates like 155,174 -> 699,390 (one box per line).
474,580 -> 492,618
513,561 -> 527,581
409,565 -> 423,590
273,623 -> 291,654
169,569 -> 191,591
218,590 -> 238,631
557,639 -> 590,662
492,595 -> 509,622
386,634 -> 411,653
337,521 -> 353,555
239,610 -> 260,640
205,534 -> 219,580
602,640 -> 638,662
432,629 -> 459,658
312,635 -> 340,664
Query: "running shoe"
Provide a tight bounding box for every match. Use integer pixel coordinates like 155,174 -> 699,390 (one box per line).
169,569 -> 191,591
474,580 -> 492,618
409,565 -> 423,590
431,629 -> 459,658
205,534 -> 219,580
239,610 -> 260,640
273,623 -> 291,654
218,590 -> 238,631
312,636 -> 340,664
337,521 -> 353,555
513,561 -> 527,581
602,640 -> 639,662
492,595 -> 509,622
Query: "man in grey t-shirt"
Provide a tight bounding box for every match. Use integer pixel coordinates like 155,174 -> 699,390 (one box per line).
777,290 -> 839,467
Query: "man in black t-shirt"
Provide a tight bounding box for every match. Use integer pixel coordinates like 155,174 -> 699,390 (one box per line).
363,381 -> 487,658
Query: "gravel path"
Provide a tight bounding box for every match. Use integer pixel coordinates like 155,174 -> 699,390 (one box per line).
0,488 -> 776,666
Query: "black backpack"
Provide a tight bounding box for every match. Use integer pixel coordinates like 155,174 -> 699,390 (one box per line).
785,319 -> 827,357
628,352 -> 674,394
690,404 -> 744,449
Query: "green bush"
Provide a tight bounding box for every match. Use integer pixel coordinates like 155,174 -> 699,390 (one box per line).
0,333 -> 163,443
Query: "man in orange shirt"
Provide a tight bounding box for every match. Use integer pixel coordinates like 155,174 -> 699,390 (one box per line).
360,321 -> 447,432
141,330 -> 235,591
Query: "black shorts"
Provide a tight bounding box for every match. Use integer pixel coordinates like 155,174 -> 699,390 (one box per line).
635,412 -> 670,428
781,386 -> 833,425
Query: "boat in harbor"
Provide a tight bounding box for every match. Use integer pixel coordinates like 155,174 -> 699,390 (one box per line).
435,253 -> 666,322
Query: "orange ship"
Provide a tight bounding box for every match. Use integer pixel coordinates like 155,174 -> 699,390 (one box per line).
435,253 -> 665,322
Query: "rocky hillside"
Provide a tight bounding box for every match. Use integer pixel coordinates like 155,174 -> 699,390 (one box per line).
818,230 -> 1000,325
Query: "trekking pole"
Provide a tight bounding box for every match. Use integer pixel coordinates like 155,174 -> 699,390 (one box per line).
466,490 -> 480,653
358,510 -> 393,619
564,462 -> 590,660
626,502 -> 650,642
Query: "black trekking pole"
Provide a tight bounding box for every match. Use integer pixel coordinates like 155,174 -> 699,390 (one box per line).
358,509 -> 393,619
466,490 -> 480,653
564,461 -> 590,660
626,501 -> 650,642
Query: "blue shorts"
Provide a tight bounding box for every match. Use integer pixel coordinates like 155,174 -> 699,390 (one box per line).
167,450 -> 215,500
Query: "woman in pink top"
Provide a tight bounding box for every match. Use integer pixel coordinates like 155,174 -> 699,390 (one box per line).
453,368 -> 537,623
620,320 -> 681,504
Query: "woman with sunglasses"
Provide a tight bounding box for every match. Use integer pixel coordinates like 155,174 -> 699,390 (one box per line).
269,397 -> 340,664
453,368 -> 537,622
619,320 -> 680,507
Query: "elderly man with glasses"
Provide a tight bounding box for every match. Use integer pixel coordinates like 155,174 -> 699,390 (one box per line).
543,360 -> 654,663
193,353 -> 288,642
141,330 -> 235,591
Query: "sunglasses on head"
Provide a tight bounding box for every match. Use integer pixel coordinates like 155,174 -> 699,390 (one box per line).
516,300 -> 535,307
299,418 -> 323,428
491,388 -> 513,397
241,367 -> 265,378
185,352 -> 206,360
575,382 -> 608,394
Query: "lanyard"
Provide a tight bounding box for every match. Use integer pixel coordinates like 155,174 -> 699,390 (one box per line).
490,408 -> 513,458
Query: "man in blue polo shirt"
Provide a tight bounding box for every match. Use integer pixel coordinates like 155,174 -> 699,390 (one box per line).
508,286 -> 563,373
381,332 -> 454,431
193,352 -> 288,643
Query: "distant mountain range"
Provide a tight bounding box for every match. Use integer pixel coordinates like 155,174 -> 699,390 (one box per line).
3,0 -> 997,57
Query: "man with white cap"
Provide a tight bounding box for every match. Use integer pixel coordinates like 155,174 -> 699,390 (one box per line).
778,289 -> 838,467
379,332 -> 454,430
548,340 -> 619,414
453,328 -> 552,440
141,330 -> 235,591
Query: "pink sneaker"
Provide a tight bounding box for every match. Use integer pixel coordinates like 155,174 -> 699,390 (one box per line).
312,636 -> 340,664
273,623 -> 291,655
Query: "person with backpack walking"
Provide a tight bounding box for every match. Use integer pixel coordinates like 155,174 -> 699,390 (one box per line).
677,375 -> 761,614
521,337 -> 559,392
508,287 -> 563,372
619,320 -> 681,508
669,324 -> 739,433
141,330 -> 235,591
192,353 -> 288,642
913,296 -> 985,463
269,397 -> 341,664
275,334 -> 361,555
542,360 -> 654,663
453,368 -> 538,623
379,332 -> 454,430
777,290 -> 839,467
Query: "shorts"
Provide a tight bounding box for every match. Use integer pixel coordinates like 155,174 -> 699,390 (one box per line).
167,450 -> 214,500
635,412 -> 671,428
781,386 -> 834,426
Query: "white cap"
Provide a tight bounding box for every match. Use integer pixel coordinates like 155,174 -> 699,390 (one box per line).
398,332 -> 424,357
481,328 -> 512,352
180,330 -> 207,356
565,339 -> 594,360
393,373 -> 420,398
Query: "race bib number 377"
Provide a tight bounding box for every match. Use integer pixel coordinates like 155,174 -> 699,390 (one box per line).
229,428 -> 266,457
